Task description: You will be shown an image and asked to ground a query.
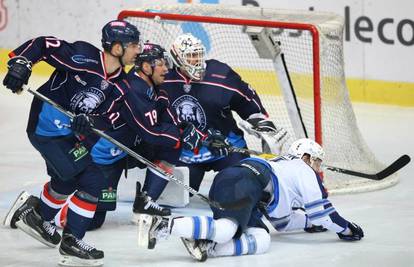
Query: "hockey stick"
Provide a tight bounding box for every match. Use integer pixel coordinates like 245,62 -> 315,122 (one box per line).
23,85 -> 248,211
228,146 -> 411,181
323,155 -> 411,181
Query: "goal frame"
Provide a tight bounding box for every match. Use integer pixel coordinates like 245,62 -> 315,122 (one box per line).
118,10 -> 323,146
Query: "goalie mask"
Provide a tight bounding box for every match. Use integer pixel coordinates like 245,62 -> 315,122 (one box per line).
170,33 -> 206,81
288,138 -> 325,172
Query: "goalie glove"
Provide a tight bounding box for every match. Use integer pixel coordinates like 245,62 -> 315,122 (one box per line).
239,114 -> 289,154
337,222 -> 364,241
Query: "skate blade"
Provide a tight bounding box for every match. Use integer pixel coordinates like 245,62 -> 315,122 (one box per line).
15,220 -> 57,248
3,191 -> 30,228
137,214 -> 153,248
58,255 -> 103,267
180,238 -> 207,262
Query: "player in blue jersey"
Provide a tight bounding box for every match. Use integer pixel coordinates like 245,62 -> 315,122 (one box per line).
4,42 -> 205,238
2,20 -> 142,267
147,138 -> 364,261
151,33 -> 288,195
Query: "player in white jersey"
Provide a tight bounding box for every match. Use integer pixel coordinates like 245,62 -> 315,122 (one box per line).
146,138 -> 364,261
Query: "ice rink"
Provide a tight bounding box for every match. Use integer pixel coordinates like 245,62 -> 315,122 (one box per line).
0,76 -> 413,267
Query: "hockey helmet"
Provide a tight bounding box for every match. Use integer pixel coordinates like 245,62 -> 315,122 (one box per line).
101,20 -> 140,51
288,138 -> 325,161
170,33 -> 206,80
135,43 -> 172,70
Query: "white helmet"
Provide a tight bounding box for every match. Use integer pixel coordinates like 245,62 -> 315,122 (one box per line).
288,138 -> 325,161
170,33 -> 206,80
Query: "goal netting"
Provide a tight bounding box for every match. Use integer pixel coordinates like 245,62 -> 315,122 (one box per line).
118,4 -> 398,194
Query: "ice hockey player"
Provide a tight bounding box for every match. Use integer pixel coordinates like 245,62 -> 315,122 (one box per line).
4,42 -> 205,235
146,138 -> 364,261
2,20 -> 141,267
156,33 -> 289,194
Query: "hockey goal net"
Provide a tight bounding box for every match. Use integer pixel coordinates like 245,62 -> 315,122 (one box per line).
118,4 -> 398,194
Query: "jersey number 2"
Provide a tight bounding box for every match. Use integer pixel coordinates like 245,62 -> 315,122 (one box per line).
45,37 -> 61,48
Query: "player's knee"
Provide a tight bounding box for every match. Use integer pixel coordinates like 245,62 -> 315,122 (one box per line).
74,190 -> 99,204
214,218 -> 239,243
245,227 -> 271,254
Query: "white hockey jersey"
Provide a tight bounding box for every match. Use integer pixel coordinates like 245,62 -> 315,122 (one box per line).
265,158 -> 349,233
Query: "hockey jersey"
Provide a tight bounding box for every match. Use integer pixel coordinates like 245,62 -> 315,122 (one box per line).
89,69 -> 182,165
8,36 -> 129,137
158,59 -> 268,163
245,157 -> 350,233
9,36 -> 182,165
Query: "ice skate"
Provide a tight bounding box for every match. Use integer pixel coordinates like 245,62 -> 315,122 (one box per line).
132,182 -> 171,225
15,208 -> 61,248
58,229 -> 104,267
144,216 -> 170,249
3,191 -> 39,228
180,238 -> 215,262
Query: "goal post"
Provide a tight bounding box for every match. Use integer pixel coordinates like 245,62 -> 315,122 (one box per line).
118,4 -> 398,194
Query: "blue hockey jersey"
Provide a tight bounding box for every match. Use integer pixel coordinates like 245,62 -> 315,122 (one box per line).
9,36 -> 182,165
8,36 -> 130,137
158,59 -> 268,163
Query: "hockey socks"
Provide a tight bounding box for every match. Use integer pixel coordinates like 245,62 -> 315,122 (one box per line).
214,227 -> 270,257
65,191 -> 97,239
40,182 -> 68,221
171,216 -> 238,243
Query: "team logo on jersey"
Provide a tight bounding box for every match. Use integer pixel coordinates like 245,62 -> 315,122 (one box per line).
70,87 -> 105,113
71,55 -> 99,65
100,80 -> 109,91
53,119 -> 70,129
110,147 -> 123,157
172,95 -> 206,130
183,84 -> 192,93
74,75 -> 87,86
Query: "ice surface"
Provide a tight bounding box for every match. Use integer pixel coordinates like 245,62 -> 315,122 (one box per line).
0,75 -> 413,267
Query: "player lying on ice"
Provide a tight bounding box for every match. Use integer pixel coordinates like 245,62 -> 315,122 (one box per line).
143,138 -> 364,262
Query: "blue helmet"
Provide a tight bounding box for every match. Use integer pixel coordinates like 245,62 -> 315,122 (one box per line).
101,20 -> 140,51
135,43 -> 172,70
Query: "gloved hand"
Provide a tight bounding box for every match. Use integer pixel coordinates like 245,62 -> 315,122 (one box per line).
3,56 -> 32,93
71,114 -> 94,136
203,128 -> 229,157
179,121 -> 203,151
337,222 -> 364,241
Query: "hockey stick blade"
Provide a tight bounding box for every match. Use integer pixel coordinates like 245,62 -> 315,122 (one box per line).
325,155 -> 411,180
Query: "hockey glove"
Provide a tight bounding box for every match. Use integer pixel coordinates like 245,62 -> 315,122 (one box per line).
3,56 -> 32,93
337,222 -> 364,241
71,114 -> 94,136
179,122 -> 203,151
203,128 -> 229,157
